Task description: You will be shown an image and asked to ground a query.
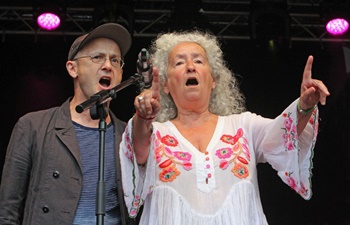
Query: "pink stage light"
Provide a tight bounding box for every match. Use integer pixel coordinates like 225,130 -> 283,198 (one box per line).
37,12 -> 61,30
326,18 -> 349,36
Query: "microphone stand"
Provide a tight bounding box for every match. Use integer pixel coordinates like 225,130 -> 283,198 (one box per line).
76,73 -> 143,225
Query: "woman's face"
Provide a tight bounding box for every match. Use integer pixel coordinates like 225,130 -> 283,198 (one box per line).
164,42 -> 215,110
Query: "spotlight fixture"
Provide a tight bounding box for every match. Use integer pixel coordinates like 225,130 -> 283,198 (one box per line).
326,18 -> 349,36
322,1 -> 350,36
34,2 -> 65,31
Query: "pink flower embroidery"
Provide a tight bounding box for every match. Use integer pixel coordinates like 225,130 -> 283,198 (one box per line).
215,148 -> 233,159
285,140 -> 294,151
285,171 -> 309,196
155,132 -> 193,182
173,151 -> 192,161
287,176 -> 297,190
164,146 -> 173,156
217,129 -> 251,179
130,208 -> 138,217
124,143 -> 133,162
130,195 -> 143,218
281,112 -> 297,151
299,182 -> 308,196
284,117 -> 293,131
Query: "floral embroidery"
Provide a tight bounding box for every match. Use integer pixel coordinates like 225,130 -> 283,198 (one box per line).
232,163 -> 249,179
219,160 -> 229,169
173,151 -> 192,161
125,143 -> 133,162
129,195 -> 143,217
124,128 -> 133,162
160,134 -> 178,146
155,131 -> 193,182
159,166 -> 181,182
309,110 -> 319,139
285,171 -> 309,197
215,148 -> 233,159
282,112 -> 297,151
216,128 -> 251,179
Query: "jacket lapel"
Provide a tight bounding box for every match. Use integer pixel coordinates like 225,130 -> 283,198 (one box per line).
54,99 -> 83,171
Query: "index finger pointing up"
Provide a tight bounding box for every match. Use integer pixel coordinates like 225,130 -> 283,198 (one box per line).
151,67 -> 160,101
302,55 -> 314,82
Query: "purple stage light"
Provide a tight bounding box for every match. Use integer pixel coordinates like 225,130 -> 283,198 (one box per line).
37,12 -> 61,30
326,18 -> 349,36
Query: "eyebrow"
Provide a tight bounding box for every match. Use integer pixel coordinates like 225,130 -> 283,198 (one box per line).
174,52 -> 204,59
88,52 -> 121,57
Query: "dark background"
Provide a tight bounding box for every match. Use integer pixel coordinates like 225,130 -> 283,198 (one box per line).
1,1 -> 350,225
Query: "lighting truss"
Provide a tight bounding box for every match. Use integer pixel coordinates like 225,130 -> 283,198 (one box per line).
0,0 -> 349,43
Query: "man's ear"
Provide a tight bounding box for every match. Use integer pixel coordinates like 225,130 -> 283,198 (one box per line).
66,61 -> 78,79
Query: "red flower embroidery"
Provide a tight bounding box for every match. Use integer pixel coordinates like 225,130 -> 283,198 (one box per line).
219,160 -> 229,169
161,135 -> 178,147
220,134 -> 238,145
155,131 -> 193,182
183,162 -> 192,170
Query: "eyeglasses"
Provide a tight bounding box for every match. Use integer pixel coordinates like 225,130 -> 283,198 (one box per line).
73,54 -> 125,68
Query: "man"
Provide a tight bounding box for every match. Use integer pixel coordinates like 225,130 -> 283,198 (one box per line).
0,23 -> 138,225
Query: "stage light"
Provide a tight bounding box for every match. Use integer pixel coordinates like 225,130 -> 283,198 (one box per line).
34,2 -> 64,31
322,1 -> 350,36
37,13 -> 61,30
326,18 -> 349,36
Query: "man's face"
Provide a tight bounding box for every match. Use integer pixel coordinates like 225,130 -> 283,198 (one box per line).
69,37 -> 124,102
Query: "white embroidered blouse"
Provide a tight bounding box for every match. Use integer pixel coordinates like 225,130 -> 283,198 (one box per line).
120,99 -> 318,225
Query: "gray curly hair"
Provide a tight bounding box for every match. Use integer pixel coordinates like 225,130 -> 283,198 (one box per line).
150,30 -> 246,122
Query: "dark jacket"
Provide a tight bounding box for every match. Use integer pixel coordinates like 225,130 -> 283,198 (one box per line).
0,99 -> 138,225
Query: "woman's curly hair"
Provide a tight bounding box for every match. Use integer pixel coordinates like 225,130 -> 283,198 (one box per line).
149,30 -> 246,122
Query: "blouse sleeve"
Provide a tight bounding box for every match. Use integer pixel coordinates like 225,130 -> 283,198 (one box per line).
119,118 -> 156,218
257,98 -> 318,200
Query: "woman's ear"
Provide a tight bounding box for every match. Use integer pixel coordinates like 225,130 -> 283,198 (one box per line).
66,61 -> 78,79
163,82 -> 169,94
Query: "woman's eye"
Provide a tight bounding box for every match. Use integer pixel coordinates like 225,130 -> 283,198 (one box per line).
194,59 -> 203,64
175,61 -> 184,66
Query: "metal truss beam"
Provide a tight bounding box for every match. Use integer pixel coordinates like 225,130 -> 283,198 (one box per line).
1,0 -> 349,43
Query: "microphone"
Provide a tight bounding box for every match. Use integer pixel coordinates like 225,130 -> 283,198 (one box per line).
137,48 -> 153,89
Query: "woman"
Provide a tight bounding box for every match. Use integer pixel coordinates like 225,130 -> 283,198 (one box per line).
120,31 -> 330,225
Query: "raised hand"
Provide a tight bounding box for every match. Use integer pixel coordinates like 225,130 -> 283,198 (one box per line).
135,67 -> 161,119
299,55 -> 330,110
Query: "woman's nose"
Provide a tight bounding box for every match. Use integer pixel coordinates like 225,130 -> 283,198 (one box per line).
187,61 -> 195,72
